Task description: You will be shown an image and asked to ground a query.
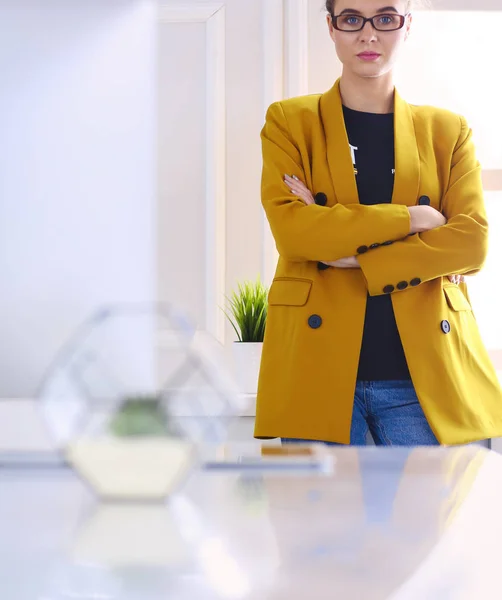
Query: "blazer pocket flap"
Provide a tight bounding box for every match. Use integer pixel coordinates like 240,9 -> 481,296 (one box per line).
444,286 -> 471,311
268,278 -> 312,307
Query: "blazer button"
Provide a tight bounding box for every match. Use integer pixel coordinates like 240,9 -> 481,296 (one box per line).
357,245 -> 369,254
441,320 -> 451,334
383,285 -> 395,294
410,278 -> 422,287
418,195 -> 431,206
314,192 -> 327,206
397,281 -> 408,290
308,315 -> 322,329
317,262 -> 330,271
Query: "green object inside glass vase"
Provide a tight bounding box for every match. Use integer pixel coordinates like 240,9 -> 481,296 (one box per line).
109,396 -> 170,437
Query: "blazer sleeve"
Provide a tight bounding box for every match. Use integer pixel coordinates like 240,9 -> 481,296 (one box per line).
357,116 -> 489,297
261,101 -> 411,262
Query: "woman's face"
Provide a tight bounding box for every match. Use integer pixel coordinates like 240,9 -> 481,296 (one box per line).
327,0 -> 411,79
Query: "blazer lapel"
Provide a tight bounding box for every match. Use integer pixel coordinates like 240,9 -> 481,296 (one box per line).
319,80 -> 359,206
320,79 -> 420,208
392,89 -> 420,206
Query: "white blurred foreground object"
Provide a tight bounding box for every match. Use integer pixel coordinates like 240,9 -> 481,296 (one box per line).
67,438 -> 196,501
204,442 -> 335,475
72,504 -> 191,568
37,304 -> 242,501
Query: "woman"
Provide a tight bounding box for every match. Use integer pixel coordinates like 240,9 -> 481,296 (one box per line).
254,0 -> 502,446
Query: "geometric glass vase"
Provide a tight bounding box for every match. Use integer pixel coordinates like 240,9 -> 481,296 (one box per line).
37,303 -> 241,502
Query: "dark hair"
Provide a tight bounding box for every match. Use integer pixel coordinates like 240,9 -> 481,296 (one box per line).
326,0 -> 419,15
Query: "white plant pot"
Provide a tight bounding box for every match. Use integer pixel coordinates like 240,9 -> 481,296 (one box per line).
232,342 -> 263,395
66,437 -> 196,502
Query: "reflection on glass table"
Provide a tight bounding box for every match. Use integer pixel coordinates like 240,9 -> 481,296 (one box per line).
1,445 -> 502,599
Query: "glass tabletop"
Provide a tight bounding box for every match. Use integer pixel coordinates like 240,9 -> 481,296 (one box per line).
0,445 -> 501,599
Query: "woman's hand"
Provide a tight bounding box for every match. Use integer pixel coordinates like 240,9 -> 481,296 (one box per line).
283,174 -> 462,279
322,257 -> 360,269
284,174 -> 315,205
408,205 -> 447,233
284,174 -> 359,269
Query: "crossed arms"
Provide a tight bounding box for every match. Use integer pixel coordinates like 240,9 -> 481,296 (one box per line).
261,102 -> 488,296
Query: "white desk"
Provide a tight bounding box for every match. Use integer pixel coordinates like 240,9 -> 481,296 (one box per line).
1,445 -> 502,599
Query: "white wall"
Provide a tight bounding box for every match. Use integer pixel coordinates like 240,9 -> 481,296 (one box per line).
0,0 -> 158,397
158,21 -> 207,332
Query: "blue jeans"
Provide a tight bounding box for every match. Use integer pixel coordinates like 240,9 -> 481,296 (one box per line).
282,380 -> 440,446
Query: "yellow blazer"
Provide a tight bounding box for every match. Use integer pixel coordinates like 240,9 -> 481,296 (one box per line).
255,79 -> 502,445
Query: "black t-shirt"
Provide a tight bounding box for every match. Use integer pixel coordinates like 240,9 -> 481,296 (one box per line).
342,105 -> 411,381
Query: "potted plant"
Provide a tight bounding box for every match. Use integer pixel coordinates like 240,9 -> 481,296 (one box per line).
224,278 -> 268,395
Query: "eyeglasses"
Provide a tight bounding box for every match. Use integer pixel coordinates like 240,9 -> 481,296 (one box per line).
332,12 -> 407,32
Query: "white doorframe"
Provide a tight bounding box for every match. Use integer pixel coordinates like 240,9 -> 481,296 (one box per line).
159,3 -> 227,344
